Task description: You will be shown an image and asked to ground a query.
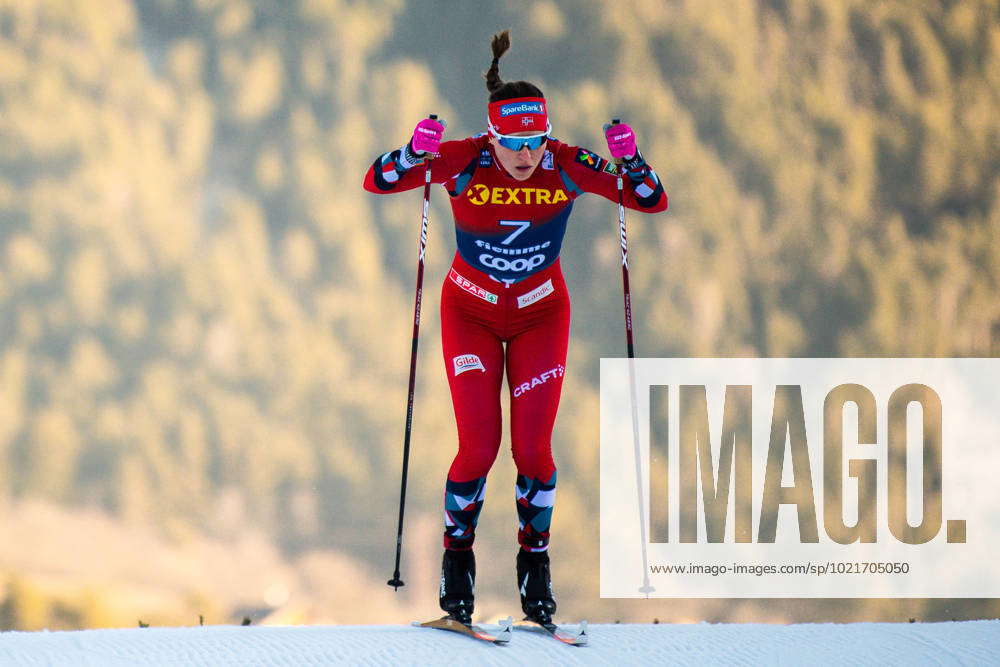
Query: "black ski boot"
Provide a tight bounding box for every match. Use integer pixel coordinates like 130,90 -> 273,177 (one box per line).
517,548 -> 557,624
439,549 -> 476,625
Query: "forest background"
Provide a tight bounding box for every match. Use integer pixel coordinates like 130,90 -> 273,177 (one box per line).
1,0 -> 998,629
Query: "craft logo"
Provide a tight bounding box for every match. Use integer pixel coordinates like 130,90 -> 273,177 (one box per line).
599,359 -> 1000,598
453,354 -> 486,376
500,101 -> 544,116
466,184 -> 568,206
541,151 -> 554,170
513,364 -> 565,398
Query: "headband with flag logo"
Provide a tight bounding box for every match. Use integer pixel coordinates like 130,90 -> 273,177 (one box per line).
487,97 -> 548,135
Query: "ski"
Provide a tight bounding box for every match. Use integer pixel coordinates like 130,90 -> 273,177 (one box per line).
514,618 -> 588,646
413,615 -> 512,644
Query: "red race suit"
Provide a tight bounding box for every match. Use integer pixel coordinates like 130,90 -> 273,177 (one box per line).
364,133 -> 667,551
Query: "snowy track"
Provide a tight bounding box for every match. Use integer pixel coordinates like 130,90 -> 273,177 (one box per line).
1,620 -> 998,665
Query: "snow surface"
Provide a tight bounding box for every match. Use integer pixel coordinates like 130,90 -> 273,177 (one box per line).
1,620 -> 998,666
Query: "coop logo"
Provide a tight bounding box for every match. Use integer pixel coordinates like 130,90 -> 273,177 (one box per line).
480,252 -> 546,274
466,184 -> 569,206
453,354 -> 486,376
513,364 -> 565,398
599,359 -> 1000,599
500,101 -> 544,116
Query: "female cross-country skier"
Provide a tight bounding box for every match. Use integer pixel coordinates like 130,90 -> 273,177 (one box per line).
363,30 -> 667,626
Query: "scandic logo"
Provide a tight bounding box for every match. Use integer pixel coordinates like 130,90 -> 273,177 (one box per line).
517,279 -> 554,308
599,358 -> 1000,599
500,101 -> 544,116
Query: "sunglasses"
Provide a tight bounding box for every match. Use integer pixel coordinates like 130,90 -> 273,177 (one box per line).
489,123 -> 551,152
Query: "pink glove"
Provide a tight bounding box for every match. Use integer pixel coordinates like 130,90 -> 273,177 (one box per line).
411,117 -> 445,155
603,121 -> 637,160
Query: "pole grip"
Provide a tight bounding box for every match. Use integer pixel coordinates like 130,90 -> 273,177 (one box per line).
610,118 -> 623,165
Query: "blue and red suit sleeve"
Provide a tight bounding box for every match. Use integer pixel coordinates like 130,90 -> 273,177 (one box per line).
363,138 -> 480,194
554,143 -> 668,213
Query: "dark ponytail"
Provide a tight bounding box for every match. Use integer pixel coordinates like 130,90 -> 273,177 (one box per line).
485,30 -> 510,94
484,29 -> 544,102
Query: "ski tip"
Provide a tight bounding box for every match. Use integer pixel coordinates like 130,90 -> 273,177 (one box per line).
553,631 -> 587,646
573,621 -> 589,646
487,616 -> 513,644
561,625 -> 588,646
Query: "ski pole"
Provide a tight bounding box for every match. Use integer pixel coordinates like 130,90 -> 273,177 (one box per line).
610,118 -> 637,359
388,114 -> 438,591
610,118 -> 655,595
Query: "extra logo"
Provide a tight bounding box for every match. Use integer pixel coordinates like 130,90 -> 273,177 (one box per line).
513,364 -> 565,398
500,101 -> 545,117
466,184 -> 569,206
453,354 -> 486,376
575,148 -> 604,171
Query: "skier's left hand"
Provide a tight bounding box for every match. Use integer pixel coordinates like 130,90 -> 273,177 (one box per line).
603,121 -> 637,160
412,116 -> 446,156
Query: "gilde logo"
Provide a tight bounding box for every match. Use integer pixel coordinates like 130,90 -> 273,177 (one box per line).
453,354 -> 486,376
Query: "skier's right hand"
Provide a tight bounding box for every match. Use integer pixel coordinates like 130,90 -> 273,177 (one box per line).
410,117 -> 446,156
